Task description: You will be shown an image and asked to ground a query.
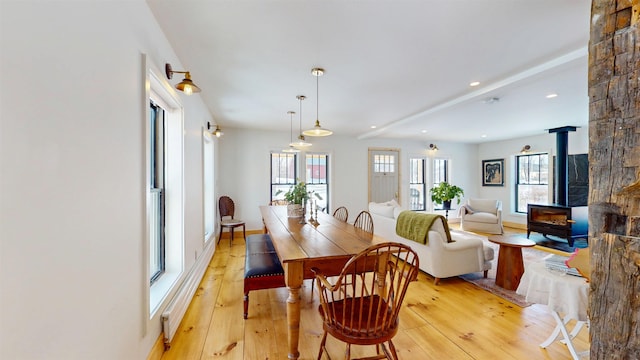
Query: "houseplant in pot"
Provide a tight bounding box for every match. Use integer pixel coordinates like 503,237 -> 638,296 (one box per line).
280,181 -> 309,218
429,182 -> 464,210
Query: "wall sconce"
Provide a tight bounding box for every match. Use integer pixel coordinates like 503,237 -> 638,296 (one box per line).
521,145 -> 531,153
429,143 -> 439,151
165,63 -> 201,95
207,122 -> 223,138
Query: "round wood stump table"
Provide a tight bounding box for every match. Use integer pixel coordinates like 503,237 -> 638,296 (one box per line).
488,235 -> 536,290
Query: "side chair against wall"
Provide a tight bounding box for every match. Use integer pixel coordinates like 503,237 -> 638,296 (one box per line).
332,206 -> 349,222
218,196 -> 246,247
311,243 -> 419,360
353,210 -> 374,234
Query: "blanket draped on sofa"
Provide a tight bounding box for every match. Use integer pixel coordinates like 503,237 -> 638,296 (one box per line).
395,212 -> 451,244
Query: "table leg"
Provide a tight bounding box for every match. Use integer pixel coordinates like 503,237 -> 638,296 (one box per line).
541,311 -> 589,360
284,262 -> 303,360
494,245 -> 525,290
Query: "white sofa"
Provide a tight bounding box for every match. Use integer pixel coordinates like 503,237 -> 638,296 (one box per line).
368,201 -> 494,284
459,198 -> 504,234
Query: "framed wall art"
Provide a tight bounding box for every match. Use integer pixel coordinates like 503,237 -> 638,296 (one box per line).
482,159 -> 504,186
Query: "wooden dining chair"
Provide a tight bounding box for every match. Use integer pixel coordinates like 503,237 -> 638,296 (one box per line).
353,210 -> 374,234
218,196 -> 246,247
332,206 -> 349,222
311,243 -> 419,360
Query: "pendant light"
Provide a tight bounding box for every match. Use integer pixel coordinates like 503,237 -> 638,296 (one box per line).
303,68 -> 333,137
289,95 -> 312,147
282,111 -> 300,153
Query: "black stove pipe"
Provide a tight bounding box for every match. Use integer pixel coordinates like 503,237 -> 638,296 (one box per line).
549,126 -> 577,206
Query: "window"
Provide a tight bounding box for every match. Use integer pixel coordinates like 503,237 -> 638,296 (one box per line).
306,153 -> 329,212
516,153 -> 549,213
147,59 -> 185,316
433,158 -> 448,186
149,101 -> 165,283
373,154 -> 395,173
409,158 -> 426,211
203,130 -> 214,241
271,152 -> 297,201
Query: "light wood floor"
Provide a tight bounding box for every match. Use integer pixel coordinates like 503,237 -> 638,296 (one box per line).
160,227 -> 589,360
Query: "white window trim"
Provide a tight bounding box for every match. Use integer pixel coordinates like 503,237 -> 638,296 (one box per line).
144,55 -> 185,319
203,129 -> 215,242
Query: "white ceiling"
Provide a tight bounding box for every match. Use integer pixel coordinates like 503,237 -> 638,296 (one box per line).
147,0 -> 591,144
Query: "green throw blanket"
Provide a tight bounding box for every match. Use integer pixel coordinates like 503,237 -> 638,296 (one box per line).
395,211 -> 451,244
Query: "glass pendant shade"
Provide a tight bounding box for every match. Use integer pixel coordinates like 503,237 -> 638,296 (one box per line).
282,145 -> 301,153
290,134 -> 312,147
303,68 -> 332,137
303,120 -> 333,137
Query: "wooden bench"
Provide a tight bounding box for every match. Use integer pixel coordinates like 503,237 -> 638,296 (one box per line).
244,234 -> 286,319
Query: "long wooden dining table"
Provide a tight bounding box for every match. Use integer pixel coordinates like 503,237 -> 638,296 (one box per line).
259,205 -> 387,360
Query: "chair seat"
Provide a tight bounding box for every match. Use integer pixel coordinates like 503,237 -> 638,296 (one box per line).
221,219 -> 245,226
463,212 -> 498,224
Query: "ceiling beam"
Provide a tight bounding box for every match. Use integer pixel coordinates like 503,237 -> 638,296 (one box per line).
357,46 -> 588,140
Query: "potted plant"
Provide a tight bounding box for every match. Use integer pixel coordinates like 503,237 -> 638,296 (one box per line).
277,181 -> 320,218
429,182 -> 464,210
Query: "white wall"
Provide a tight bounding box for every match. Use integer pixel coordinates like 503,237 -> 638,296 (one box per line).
218,126 -> 588,231
0,1 -> 214,359
476,127 -> 589,225
218,128 -> 478,230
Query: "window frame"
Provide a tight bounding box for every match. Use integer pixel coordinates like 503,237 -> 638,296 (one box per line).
149,100 -> 166,284
203,129 -> 215,242
270,151 -> 298,201
305,153 -> 330,213
432,158 -> 448,186
515,152 -> 550,213
146,57 -> 185,317
409,157 -> 426,211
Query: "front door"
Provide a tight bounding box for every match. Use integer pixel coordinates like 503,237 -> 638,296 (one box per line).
368,148 -> 400,204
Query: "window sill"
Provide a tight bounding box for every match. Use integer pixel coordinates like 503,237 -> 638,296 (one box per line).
149,271 -> 180,318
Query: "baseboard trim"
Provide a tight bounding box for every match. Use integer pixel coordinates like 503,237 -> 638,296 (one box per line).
218,229 -> 264,239
504,221 -> 526,230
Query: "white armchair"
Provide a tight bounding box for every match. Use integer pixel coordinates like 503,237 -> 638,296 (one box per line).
460,198 -> 503,234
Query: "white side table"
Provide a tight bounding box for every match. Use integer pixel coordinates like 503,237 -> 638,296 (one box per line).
516,261 -> 590,360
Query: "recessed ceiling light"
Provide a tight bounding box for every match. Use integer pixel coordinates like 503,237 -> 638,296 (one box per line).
370,125 -> 377,129
469,81 -> 480,87
421,130 -> 428,134
546,93 -> 558,99
481,134 -> 487,138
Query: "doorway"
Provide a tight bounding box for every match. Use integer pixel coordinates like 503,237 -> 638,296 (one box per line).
368,148 -> 400,204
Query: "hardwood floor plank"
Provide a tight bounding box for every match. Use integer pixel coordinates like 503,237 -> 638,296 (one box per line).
160,263 -> 222,360
405,324 -> 474,359
160,229 -> 588,360
200,243 -> 245,360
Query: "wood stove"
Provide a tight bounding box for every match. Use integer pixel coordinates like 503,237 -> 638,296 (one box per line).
527,204 -> 588,247
527,126 -> 589,249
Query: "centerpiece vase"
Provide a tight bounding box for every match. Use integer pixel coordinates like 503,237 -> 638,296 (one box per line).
287,204 -> 303,218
